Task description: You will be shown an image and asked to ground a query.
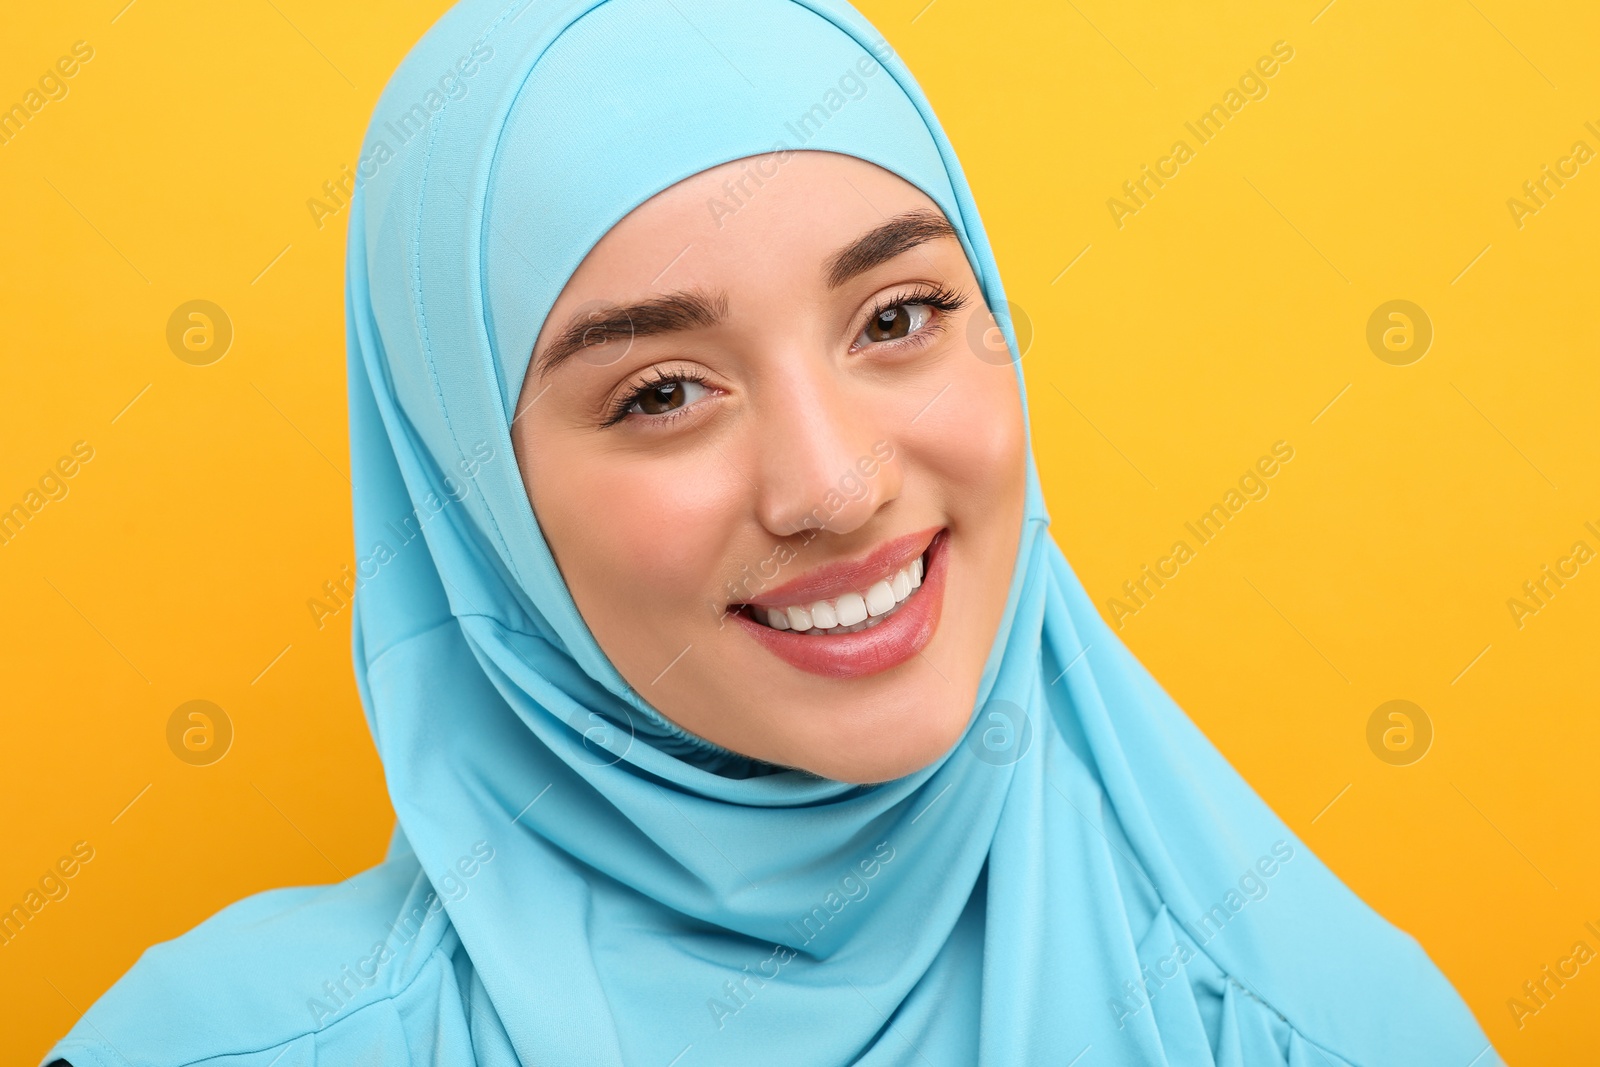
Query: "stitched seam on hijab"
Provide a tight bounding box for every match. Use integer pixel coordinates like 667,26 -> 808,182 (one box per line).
40,1046 -> 119,1067
362,608 -> 462,667
65,957 -> 449,1067
475,0 -> 611,424
1224,975 -> 1291,1026
1123,800 -> 1375,1064
1212,972 -> 1351,1064
471,0 -> 612,429
408,0 -> 535,602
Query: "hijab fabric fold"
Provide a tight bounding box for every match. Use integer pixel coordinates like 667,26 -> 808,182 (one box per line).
48,1 -> 1498,1064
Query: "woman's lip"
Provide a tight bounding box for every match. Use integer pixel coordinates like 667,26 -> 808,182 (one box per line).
737,526 -> 943,609
732,530 -> 948,679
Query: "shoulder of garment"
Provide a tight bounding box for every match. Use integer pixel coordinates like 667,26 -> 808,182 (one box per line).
42,853 -> 474,1067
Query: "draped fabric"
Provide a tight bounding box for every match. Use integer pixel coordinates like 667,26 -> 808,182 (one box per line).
49,1 -> 1498,1064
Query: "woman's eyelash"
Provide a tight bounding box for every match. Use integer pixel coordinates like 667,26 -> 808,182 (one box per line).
860,284 -> 970,340
603,368 -> 710,427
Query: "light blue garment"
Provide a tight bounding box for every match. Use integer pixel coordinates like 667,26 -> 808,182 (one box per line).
49,1 -> 1500,1064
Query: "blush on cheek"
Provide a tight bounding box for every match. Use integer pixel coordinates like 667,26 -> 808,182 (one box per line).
963,412 -> 1026,499
545,458 -> 743,636
913,368 -> 1026,504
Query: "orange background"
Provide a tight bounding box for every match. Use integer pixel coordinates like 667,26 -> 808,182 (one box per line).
2,1 -> 1596,1062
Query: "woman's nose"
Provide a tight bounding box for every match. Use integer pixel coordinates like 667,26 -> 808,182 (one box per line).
750,369 -> 901,538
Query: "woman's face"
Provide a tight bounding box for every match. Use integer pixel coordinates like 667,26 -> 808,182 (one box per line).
512,151 -> 1026,783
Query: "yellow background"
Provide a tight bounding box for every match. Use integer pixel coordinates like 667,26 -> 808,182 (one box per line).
1,0 -> 1595,1061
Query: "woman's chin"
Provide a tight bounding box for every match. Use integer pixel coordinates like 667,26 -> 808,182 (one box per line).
760,691 -> 975,784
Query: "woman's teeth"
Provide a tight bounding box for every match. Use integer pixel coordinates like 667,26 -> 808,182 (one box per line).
755,556 -> 924,636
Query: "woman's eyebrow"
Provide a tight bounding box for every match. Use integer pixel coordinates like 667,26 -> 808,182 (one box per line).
825,209 -> 957,289
536,288 -> 729,376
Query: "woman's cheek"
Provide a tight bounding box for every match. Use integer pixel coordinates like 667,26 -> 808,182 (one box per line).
911,363 -> 1026,499
560,453 -> 744,618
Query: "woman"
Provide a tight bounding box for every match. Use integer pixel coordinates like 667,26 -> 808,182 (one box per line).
47,0 -> 1497,1064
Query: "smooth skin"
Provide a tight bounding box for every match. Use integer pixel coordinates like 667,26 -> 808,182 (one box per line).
511,150 -> 1027,783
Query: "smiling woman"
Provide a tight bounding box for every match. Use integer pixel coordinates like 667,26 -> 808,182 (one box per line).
43,1 -> 1498,1065
515,152 -> 1025,781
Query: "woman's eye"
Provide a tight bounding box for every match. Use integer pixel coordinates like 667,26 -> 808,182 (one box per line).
857,302 -> 933,346
628,378 -> 708,416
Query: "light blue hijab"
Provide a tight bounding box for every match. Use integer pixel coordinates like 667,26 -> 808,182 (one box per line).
49,1 -> 1499,1064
